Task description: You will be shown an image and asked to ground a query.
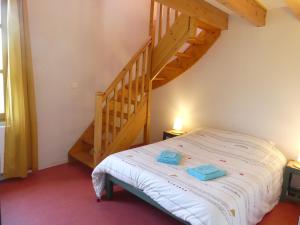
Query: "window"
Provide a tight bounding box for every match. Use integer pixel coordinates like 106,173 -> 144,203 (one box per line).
0,0 -> 7,121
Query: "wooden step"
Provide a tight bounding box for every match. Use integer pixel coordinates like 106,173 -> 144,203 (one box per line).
82,133 -> 107,146
153,29 -> 221,89
102,121 -> 121,133
69,143 -> 94,168
187,37 -> 205,45
153,77 -> 166,81
164,65 -> 183,72
70,150 -> 94,168
197,21 -> 219,32
81,131 -> 108,147
175,52 -> 192,58
103,110 -> 129,119
82,129 -> 94,146
116,96 -> 137,105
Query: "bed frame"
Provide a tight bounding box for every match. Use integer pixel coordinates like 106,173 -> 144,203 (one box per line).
105,174 -> 190,225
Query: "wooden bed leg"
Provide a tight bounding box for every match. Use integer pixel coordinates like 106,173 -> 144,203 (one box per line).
106,176 -> 114,200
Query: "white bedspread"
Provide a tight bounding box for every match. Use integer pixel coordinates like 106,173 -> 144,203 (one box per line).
92,128 -> 287,225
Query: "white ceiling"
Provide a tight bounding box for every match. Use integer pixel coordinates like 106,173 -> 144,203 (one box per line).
206,0 -> 287,14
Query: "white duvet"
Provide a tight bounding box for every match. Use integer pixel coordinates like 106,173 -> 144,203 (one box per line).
92,128 -> 287,225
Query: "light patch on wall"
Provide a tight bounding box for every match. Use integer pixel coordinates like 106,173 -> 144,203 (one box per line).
150,8 -> 300,160
172,102 -> 193,132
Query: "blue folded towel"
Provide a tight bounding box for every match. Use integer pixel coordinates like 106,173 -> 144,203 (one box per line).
157,150 -> 182,165
187,164 -> 226,181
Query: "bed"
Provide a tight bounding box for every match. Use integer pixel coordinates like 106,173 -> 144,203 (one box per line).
92,128 -> 287,225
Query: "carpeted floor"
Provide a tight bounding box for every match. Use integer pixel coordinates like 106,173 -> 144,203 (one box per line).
0,163 -> 299,225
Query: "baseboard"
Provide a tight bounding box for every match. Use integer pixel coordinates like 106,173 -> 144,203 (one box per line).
38,159 -> 68,171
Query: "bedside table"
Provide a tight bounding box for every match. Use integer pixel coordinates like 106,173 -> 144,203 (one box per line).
280,160 -> 300,203
163,130 -> 185,140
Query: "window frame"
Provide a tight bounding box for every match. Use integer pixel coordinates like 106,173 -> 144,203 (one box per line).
0,0 -> 8,122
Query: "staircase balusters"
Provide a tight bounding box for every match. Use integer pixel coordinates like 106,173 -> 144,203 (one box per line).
120,78 -> 125,128
71,0 -> 222,168
135,58 -> 140,111
153,1 -> 183,47
166,7 -> 171,32
92,38 -> 152,164
149,0 -> 155,33
105,97 -> 109,149
141,50 -> 146,102
175,10 -> 179,19
113,87 -> 118,139
127,68 -> 133,120
158,3 -> 163,42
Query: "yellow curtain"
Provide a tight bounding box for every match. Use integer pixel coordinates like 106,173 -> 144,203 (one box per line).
4,0 -> 38,178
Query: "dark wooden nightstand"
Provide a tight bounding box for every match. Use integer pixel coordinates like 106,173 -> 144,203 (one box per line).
280,160 -> 300,203
163,130 -> 185,140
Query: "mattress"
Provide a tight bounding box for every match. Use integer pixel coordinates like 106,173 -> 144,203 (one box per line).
92,128 -> 287,225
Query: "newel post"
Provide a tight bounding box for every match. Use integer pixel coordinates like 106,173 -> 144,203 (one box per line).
94,92 -> 105,167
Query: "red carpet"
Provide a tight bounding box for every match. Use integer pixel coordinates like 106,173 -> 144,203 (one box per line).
0,163 -> 299,225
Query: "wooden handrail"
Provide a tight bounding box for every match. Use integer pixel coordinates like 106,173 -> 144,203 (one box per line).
103,38 -> 152,98
94,2 -> 185,164
93,37 -> 152,161
152,1 -> 183,47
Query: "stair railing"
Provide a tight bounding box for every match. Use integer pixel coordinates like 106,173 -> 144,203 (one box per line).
93,38 -> 152,165
151,0 -> 182,47
150,0 -> 201,80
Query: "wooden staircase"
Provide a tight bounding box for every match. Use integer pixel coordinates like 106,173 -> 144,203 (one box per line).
68,0 -> 223,168
150,5 -> 221,89
69,39 -> 152,168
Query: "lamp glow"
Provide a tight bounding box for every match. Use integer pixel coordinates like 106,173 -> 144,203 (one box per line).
293,155 -> 300,169
173,117 -> 184,133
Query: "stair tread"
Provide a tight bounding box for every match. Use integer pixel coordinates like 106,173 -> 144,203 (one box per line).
103,110 -> 129,118
81,130 -> 94,146
175,52 -> 192,58
81,134 -> 107,146
116,96 -> 137,105
153,77 -> 166,81
102,122 -> 121,133
187,37 -> 205,45
83,123 -> 120,147
164,65 -> 183,71
69,149 -> 94,168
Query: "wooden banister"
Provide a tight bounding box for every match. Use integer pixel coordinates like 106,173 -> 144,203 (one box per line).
152,1 -> 185,47
104,38 -> 152,98
93,37 -> 152,163
152,14 -> 196,77
94,92 -> 104,165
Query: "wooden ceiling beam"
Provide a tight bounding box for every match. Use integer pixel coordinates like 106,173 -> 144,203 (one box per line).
286,0 -> 300,20
216,0 -> 267,26
156,0 -> 229,30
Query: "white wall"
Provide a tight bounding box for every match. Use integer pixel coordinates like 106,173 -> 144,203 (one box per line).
27,0 -> 103,169
26,0 -> 150,169
0,0 -> 150,170
94,0 -> 150,145
95,0 -> 150,90
3,2 -> 298,170
151,8 -> 300,160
